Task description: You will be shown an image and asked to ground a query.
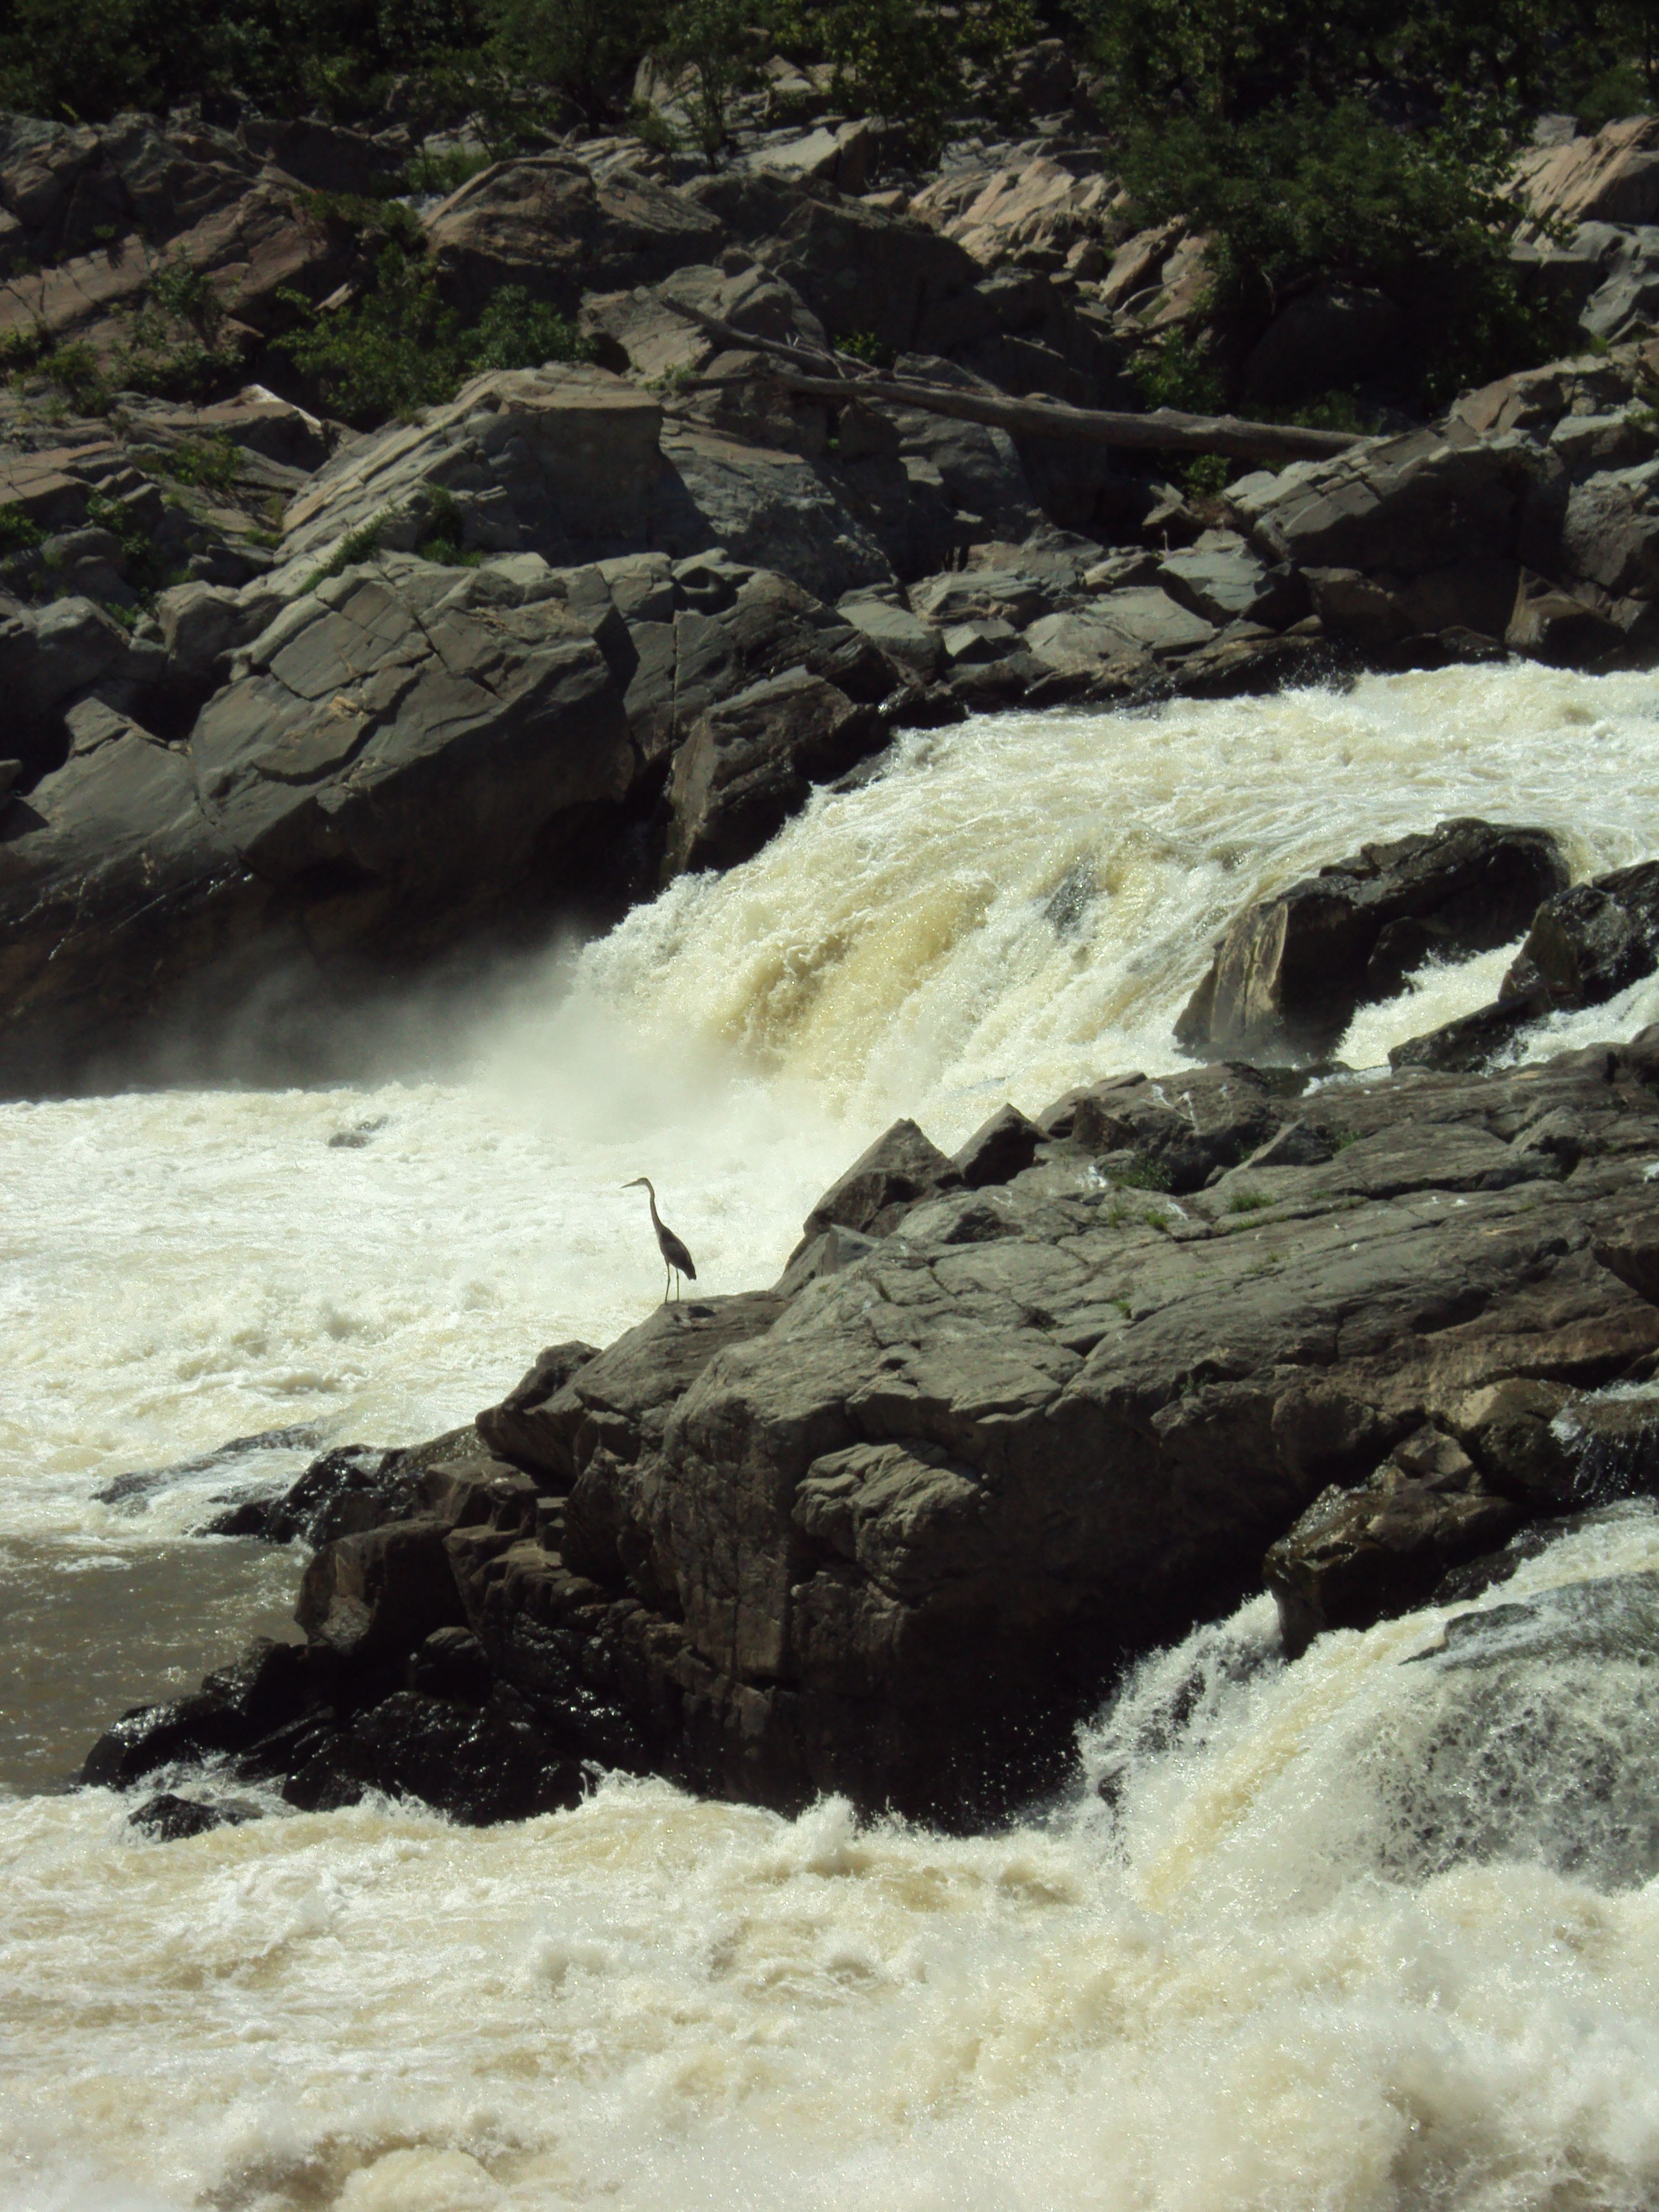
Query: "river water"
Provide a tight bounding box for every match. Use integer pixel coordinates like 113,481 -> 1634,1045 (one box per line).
6,663 -> 1659,2210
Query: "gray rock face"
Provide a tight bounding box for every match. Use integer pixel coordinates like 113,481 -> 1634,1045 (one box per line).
663,666 -> 884,880
278,366 -> 667,580
1561,458 -> 1659,596
1177,818 -> 1569,1062
1245,428 -> 1546,581
192,572 -> 635,900
424,156 -> 726,318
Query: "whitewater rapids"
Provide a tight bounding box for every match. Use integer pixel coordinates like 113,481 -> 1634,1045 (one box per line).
6,661 -> 1659,2209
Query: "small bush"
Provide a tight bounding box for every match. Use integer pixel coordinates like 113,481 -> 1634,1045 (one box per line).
837,329 -> 896,369
144,434 -> 243,490
37,342 -> 113,413
1226,1187 -> 1271,1213
416,485 -> 484,565
0,502 -> 42,554
282,250 -> 599,427
304,515 -> 388,592
1107,1156 -> 1173,1193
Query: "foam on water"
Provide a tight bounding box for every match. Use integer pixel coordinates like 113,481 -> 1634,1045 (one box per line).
4,1511 -> 1659,2212
8,662 -> 1659,2208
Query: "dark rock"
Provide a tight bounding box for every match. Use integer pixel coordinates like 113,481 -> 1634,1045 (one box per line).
409,1626 -> 494,1702
477,1341 -> 602,1483
425,156 -> 724,319
204,1444 -> 409,1543
295,1519 -> 467,1662
1504,859 -> 1659,1010
1506,568 -> 1627,666
1239,285 -> 1408,409
1387,985 -> 1554,1073
800,1117 -> 961,1241
280,1684 -> 587,1823
1177,819 -> 1568,1061
1560,458 -> 1659,596
662,667 -> 885,880
129,1792 -> 262,1841
951,1103 -> 1044,1188
1264,1435 -> 1527,1658
1245,429 -> 1547,579
81,1636 -> 337,1786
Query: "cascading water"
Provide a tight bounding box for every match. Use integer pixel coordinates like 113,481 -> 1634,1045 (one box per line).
6,661 -> 1659,2210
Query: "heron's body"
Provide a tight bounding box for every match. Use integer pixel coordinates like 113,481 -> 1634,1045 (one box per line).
623,1177 -> 697,1301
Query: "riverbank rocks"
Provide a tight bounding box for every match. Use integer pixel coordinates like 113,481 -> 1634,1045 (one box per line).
81,1022 -> 1659,1827
1176,818 -> 1568,1061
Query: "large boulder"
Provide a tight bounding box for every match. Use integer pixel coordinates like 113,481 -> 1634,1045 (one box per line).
1176,818 -> 1568,1061
662,666 -> 885,879
1504,859 -> 1659,1009
80,1030 -> 1659,1824
1237,427 -> 1548,586
423,156 -> 725,318
688,170 -> 992,357
191,569 -> 636,909
0,717 -> 259,1089
279,365 -> 666,578
1512,116 -> 1659,231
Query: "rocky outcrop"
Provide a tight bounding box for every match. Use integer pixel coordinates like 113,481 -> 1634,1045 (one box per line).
83,1022 -> 1659,1827
1390,858 -> 1659,1073
0,543 -> 921,1088
1176,819 -> 1568,1062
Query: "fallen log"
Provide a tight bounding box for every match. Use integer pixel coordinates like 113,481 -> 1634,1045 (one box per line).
666,302 -> 1366,466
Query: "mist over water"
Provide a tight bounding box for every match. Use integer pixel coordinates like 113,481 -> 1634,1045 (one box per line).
7,662 -> 1659,2209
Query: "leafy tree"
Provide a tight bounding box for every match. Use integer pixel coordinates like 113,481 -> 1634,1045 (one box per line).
484,0 -> 664,119
804,0 -> 1035,160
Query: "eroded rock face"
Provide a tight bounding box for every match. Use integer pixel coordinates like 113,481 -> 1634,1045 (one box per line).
1176,818 -> 1568,1061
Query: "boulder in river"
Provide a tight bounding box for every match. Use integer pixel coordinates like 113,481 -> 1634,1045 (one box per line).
1176,818 -> 1568,1061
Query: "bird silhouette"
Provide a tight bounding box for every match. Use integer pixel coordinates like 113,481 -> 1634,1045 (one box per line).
623,1177 -> 698,1302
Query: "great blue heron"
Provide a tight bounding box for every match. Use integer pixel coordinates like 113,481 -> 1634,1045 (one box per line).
623,1176 -> 698,1302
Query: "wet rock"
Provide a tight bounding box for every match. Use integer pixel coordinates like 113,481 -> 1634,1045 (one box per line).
1264,1436 -> 1526,1658
1504,859 -> 1659,1009
129,1792 -> 263,1841
81,1636 -> 338,1787
1177,818 -> 1568,1061
951,1103 -> 1044,1188
295,1519 -> 467,1662
1067,1063 -> 1282,1191
1505,568 -> 1627,666
283,1689 -> 587,1825
1386,984 -> 1554,1073
477,1342 -> 602,1483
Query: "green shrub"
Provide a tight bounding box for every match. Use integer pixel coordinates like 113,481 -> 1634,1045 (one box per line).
143,435 -> 243,490
403,144 -> 495,196
282,251 -> 599,428
837,329 -> 896,369
809,0 -> 1034,163
36,341 -> 113,413
304,515 -> 388,591
486,0 -> 663,119
1118,95 -> 1576,409
0,502 -> 43,554
416,485 -> 485,565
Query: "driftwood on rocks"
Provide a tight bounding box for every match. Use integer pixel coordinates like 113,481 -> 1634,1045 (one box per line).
668,302 -> 1366,466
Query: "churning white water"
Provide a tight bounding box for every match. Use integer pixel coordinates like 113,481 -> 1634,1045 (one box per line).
7,661 -> 1659,2210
